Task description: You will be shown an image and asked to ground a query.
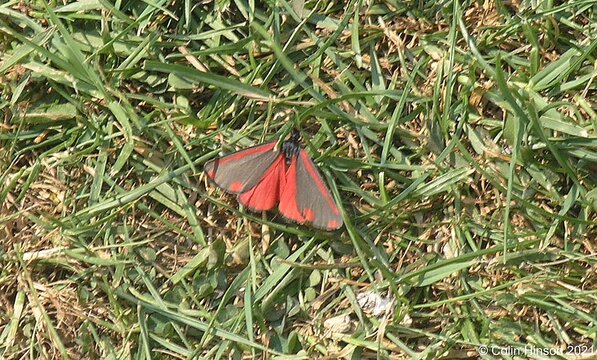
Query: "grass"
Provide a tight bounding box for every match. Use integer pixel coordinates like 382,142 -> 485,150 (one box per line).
0,0 -> 595,359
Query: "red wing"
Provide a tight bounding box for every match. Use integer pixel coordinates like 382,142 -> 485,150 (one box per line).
278,158 -> 304,223
279,150 -> 343,230
204,141 -> 279,194
238,154 -> 286,211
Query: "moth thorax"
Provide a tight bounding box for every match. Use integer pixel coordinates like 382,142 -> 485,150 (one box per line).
282,140 -> 300,166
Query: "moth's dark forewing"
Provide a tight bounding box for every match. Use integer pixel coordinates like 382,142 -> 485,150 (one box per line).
294,150 -> 343,230
204,141 -> 279,194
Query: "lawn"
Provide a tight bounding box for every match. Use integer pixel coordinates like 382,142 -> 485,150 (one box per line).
0,0 -> 595,359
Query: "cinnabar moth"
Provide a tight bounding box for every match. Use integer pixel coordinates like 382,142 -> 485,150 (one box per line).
204,132 -> 343,230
